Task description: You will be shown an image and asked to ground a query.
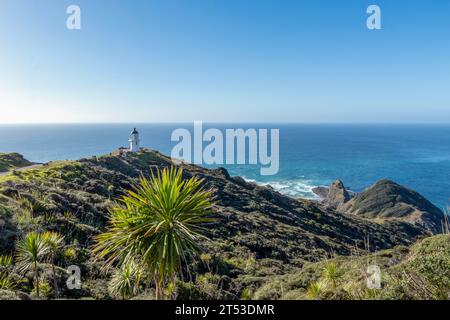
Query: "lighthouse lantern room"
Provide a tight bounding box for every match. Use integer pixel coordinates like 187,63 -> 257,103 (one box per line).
129,128 -> 140,152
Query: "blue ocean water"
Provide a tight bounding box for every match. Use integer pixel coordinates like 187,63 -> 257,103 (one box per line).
0,124 -> 449,209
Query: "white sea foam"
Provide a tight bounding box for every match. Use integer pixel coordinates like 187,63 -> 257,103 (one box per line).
242,176 -> 322,200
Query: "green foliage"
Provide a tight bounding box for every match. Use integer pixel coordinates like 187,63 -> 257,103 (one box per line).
195,272 -> 222,299
16,232 -> 50,274
109,260 -> 142,300
0,273 -> 16,290
15,232 -> 51,298
346,179 -> 444,233
224,256 -> 248,270
240,287 -> 253,300
63,211 -> 77,221
0,255 -> 12,268
323,262 -> 341,289
63,247 -> 77,260
0,153 -> 33,173
15,210 -> 42,232
255,235 -> 450,300
164,281 -> 177,299
391,234 -> 450,299
17,196 -> 46,215
42,231 -> 64,251
31,280 -> 52,299
0,150 -> 447,300
306,281 -> 325,300
41,231 -> 64,298
94,167 -> 214,299
0,255 -> 16,290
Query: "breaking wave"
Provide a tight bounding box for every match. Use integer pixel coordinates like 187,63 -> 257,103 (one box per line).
242,177 -> 322,200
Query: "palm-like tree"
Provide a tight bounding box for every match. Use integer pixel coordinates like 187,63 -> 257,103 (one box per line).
16,232 -> 50,298
323,262 -> 341,290
93,167 -> 214,299
109,260 -> 142,300
42,231 -> 64,298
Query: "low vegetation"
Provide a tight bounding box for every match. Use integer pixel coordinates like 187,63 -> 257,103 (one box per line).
0,150 -> 447,300
254,234 -> 450,300
93,167 -> 214,299
0,153 -> 34,173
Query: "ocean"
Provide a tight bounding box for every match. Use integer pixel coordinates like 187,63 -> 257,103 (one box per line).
0,123 -> 449,209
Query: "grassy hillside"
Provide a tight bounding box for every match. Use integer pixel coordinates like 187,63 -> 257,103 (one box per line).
342,179 -> 444,233
0,150 -> 447,300
254,234 -> 450,300
0,153 -> 34,173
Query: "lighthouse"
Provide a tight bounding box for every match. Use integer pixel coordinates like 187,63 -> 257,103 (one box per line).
129,128 -> 140,152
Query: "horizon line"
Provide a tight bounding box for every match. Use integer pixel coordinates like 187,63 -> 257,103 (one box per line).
1,121 -> 450,126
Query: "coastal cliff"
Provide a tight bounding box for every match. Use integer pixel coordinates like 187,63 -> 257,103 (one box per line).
0,150 -> 447,300
313,179 -> 444,234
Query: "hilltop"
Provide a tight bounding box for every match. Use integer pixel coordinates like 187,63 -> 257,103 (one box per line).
0,149 -> 447,299
0,153 -> 34,173
314,179 -> 445,234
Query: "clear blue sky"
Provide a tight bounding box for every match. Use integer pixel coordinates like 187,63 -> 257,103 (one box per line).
1,0 -> 449,123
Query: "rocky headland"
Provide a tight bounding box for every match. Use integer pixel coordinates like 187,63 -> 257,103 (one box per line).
0,149 -> 448,300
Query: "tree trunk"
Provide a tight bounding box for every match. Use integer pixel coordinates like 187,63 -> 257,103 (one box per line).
154,276 -> 164,300
34,261 -> 40,299
52,259 -> 59,298
155,279 -> 160,300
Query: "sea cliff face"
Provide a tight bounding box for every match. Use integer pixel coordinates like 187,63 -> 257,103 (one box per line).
0,150 -> 447,300
313,179 -> 444,234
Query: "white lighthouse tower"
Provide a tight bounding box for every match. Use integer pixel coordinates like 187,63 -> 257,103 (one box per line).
129,128 -> 140,152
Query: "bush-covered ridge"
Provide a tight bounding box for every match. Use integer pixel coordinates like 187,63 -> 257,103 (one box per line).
0,150 -> 447,300
254,234 -> 450,300
0,153 -> 34,173
315,179 -> 445,234
343,179 -> 444,232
